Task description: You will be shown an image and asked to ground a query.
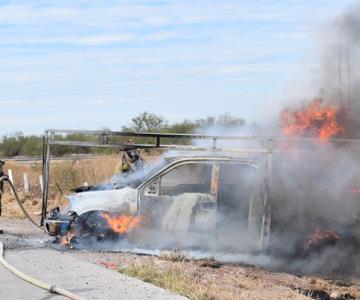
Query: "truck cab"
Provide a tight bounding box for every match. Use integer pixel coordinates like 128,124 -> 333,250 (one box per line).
45,154 -> 271,252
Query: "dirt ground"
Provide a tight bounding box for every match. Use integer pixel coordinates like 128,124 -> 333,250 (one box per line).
71,250 -> 360,300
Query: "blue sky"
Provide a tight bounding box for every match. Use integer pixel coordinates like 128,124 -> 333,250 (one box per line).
0,0 -> 356,135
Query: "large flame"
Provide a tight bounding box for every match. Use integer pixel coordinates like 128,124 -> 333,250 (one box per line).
102,213 -> 143,234
280,99 -> 344,140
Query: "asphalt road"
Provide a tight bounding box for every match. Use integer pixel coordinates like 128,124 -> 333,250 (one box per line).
0,219 -> 187,300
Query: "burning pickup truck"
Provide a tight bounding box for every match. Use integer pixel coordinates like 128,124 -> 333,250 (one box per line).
41,126 -> 360,275
44,152 -> 271,252
40,96 -> 360,272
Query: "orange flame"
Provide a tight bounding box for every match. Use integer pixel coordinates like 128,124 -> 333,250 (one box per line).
350,188 -> 360,194
304,227 -> 341,252
280,99 -> 344,140
60,231 -> 75,245
102,213 -> 143,234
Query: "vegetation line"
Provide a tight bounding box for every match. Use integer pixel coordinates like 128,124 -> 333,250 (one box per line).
0,112 -> 245,157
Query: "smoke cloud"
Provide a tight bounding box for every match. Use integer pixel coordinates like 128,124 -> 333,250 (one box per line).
56,5 -> 360,278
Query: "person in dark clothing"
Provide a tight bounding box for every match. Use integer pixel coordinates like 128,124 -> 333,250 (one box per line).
0,160 -> 5,217
120,140 -> 145,173
0,160 -> 6,234
114,140 -> 146,174
125,147 -> 143,169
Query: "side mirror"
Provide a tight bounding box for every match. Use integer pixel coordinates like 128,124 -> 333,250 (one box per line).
144,178 -> 159,196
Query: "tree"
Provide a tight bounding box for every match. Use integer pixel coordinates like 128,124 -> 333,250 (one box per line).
0,112 -> 247,157
196,113 -> 245,129
0,132 -> 25,157
122,112 -> 168,132
216,112 -> 246,128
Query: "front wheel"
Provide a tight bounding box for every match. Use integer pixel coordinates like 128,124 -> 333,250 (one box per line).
69,211 -> 120,246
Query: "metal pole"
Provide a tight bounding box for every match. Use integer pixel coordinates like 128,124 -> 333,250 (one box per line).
267,139 -> 273,189
338,44 -> 343,103
212,138 -> 217,149
41,136 -> 46,226
156,136 -> 160,147
44,142 -> 50,224
260,139 -> 273,249
40,134 -> 50,227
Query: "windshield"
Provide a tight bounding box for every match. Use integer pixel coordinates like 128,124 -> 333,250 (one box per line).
108,157 -> 170,188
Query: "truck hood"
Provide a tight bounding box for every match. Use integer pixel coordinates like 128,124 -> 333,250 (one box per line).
65,187 -> 138,216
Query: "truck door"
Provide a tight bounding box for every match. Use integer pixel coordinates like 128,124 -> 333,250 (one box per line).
138,162 -> 217,247
217,162 -> 270,251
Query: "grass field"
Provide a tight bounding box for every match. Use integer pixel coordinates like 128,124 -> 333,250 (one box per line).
1,152 -> 161,218
1,156 -> 122,218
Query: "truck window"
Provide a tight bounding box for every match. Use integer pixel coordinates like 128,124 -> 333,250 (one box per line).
160,163 -> 212,196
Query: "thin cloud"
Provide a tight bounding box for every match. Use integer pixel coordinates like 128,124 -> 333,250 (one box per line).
76,34 -> 136,45
144,32 -> 178,42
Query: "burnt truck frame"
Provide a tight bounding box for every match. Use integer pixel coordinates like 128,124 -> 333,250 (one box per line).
41,129 -> 360,252
41,129 -> 274,250
45,155 -> 271,251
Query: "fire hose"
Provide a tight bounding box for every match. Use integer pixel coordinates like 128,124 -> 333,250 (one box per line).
0,176 -> 41,229
0,176 -> 86,300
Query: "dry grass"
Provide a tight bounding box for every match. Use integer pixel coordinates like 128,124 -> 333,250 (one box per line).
1,156 -> 121,218
50,157 -> 118,192
118,257 -> 308,300
1,153 -> 161,219
119,258 -> 235,300
3,157 -> 119,192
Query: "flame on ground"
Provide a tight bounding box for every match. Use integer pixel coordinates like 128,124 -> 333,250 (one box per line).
304,227 -> 341,253
102,213 -> 143,235
280,99 -> 345,140
60,231 -> 75,245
